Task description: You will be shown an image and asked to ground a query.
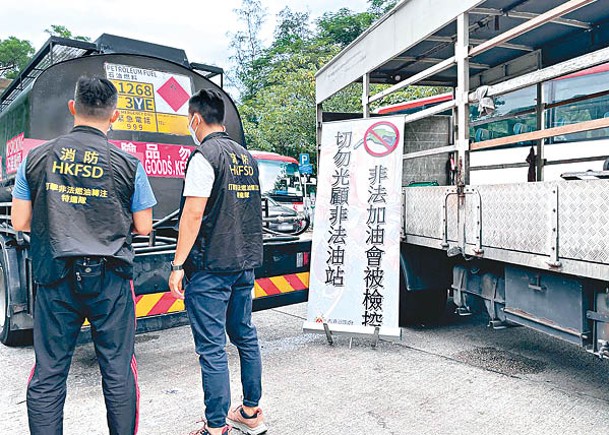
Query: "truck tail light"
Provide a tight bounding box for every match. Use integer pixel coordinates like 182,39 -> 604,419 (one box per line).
297,252 -> 310,268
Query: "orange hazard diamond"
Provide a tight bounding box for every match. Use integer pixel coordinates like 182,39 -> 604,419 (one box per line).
157,77 -> 190,112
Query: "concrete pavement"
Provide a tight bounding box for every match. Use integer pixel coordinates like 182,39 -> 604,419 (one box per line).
1,303 -> 608,434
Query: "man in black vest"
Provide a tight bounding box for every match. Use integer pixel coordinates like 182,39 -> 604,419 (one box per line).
168,89 -> 266,435
11,76 -> 157,435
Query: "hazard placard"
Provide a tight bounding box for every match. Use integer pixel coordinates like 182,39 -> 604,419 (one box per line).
157,113 -> 189,136
105,63 -> 193,136
114,110 -> 157,133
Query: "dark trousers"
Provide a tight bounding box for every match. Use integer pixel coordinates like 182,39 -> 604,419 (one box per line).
185,269 -> 262,429
27,267 -> 139,435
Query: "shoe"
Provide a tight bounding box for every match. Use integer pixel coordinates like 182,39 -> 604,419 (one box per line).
190,421 -> 232,435
227,405 -> 268,435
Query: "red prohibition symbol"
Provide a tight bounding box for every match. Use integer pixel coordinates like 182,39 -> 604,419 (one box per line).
363,121 -> 400,157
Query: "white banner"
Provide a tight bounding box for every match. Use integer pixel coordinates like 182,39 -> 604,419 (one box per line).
304,116 -> 404,340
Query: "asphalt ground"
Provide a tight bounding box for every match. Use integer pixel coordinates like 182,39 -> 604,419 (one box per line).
2,302 -> 608,435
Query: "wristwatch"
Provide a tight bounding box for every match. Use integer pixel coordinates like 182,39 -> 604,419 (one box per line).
171,261 -> 184,271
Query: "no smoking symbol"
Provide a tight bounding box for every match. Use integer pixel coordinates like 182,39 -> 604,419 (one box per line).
363,121 -> 400,157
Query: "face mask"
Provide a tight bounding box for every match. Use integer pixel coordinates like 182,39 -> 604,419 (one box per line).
188,116 -> 201,145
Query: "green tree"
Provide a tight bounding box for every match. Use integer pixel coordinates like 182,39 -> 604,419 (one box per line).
317,8 -> 376,48
241,39 -> 338,156
0,36 -> 35,79
228,0 -> 267,101
317,1 -> 399,48
368,0 -> 400,16
236,5 -> 335,153
231,1 -> 446,160
45,25 -> 91,42
274,7 -> 311,45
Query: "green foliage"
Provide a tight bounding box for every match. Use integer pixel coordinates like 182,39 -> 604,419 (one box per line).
316,8 -> 376,48
231,0 -> 446,160
322,82 -> 447,115
274,7 -> 311,45
45,25 -> 91,42
322,83 -> 362,114
0,36 -> 35,79
316,0 -> 400,48
240,39 -> 338,156
368,0 -> 400,16
1,25 -> 91,80
228,0 -> 267,101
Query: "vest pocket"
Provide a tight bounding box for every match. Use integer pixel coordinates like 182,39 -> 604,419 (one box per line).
72,258 -> 105,296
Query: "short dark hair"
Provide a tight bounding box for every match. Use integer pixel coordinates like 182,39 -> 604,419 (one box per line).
74,76 -> 118,119
188,88 -> 225,125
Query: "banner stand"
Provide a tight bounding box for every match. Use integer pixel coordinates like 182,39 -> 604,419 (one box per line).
322,322 -> 334,345
324,324 -> 380,348
323,322 -> 334,346
304,116 -> 406,344
372,326 -> 380,348
329,324 -> 379,348
303,321 -> 401,347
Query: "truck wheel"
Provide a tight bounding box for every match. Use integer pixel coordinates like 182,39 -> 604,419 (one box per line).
0,254 -> 31,346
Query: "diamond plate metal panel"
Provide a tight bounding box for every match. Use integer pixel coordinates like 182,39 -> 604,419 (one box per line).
478,183 -> 553,255
465,190 -> 480,246
559,180 -> 609,264
403,178 -> 609,277
404,187 -> 447,240
446,194 -> 458,243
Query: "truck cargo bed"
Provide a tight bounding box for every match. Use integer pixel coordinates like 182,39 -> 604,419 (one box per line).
403,180 -> 609,281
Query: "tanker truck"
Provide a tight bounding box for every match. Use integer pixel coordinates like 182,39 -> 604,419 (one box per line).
0,34 -> 311,345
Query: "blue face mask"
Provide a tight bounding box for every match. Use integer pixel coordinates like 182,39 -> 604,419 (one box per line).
188,116 -> 201,145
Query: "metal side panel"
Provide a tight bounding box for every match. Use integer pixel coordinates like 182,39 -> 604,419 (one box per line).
465,189 -> 481,246
404,179 -> 609,280
478,183 -> 554,255
559,180 -> 609,264
504,265 -> 591,346
404,187 -> 449,241
446,193 -> 459,243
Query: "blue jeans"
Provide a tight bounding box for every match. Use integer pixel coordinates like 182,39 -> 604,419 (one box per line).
185,269 -> 262,429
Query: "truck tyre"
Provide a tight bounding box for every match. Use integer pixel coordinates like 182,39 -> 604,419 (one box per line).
0,248 -> 31,346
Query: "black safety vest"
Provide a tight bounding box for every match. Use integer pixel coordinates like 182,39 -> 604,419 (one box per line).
26,126 -> 138,285
181,132 -> 263,274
